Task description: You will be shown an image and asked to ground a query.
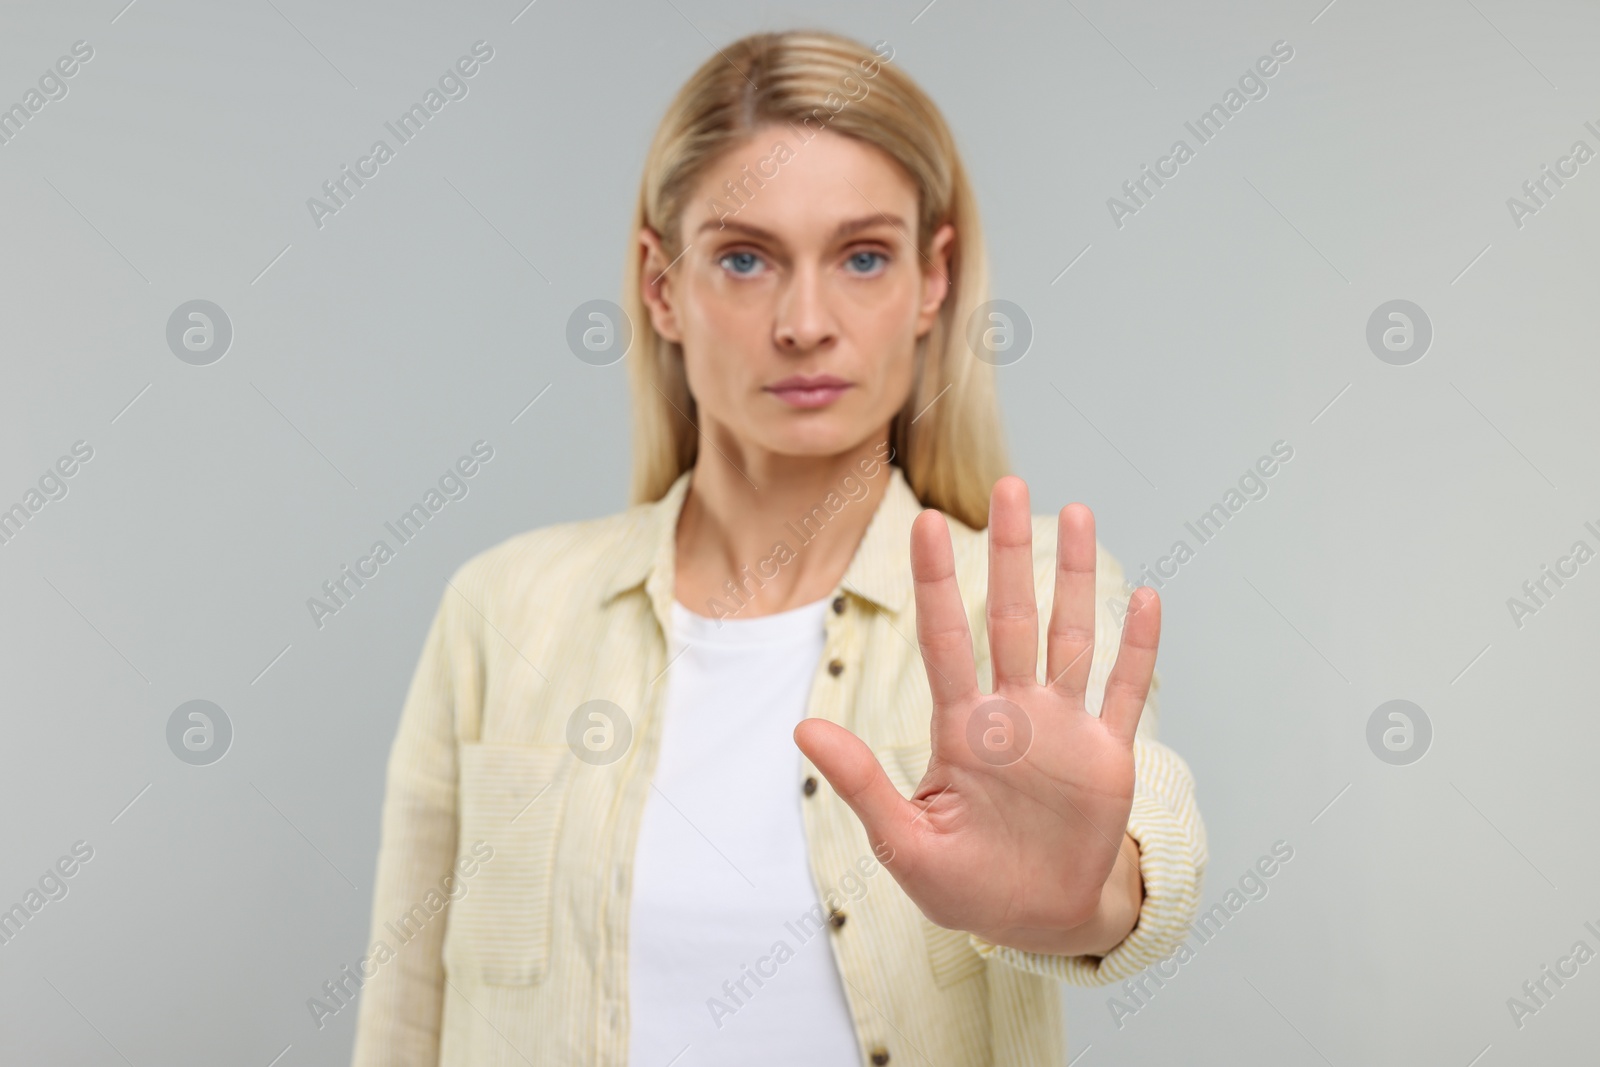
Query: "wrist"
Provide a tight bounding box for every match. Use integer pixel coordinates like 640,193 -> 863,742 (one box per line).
1095,830 -> 1145,951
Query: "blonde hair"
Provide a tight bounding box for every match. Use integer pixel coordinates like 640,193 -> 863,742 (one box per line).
621,29 -> 1008,529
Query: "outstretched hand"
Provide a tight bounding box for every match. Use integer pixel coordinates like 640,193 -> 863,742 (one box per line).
794,475 -> 1160,956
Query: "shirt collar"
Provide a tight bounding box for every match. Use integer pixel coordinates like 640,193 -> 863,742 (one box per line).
600,461 -> 924,621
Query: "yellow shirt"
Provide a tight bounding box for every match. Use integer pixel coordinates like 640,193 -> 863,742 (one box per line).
350,461 -> 1208,1066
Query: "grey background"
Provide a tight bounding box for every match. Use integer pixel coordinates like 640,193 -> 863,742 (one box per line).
1,0 -> 1596,1063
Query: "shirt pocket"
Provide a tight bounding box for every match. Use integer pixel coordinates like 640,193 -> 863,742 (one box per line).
879,740 -> 987,990
444,741 -> 573,986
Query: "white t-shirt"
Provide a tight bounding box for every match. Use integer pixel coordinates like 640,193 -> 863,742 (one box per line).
627,594 -> 861,1065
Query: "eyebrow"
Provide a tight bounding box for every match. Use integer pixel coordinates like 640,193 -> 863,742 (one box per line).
695,213 -> 910,241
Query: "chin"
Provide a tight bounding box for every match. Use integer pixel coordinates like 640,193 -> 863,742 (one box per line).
757,424 -> 876,459
765,436 -> 853,458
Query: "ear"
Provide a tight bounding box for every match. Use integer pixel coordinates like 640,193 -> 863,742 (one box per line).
914,222 -> 956,338
638,226 -> 683,343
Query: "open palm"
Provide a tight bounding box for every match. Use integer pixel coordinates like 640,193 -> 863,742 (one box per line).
794,475 -> 1160,953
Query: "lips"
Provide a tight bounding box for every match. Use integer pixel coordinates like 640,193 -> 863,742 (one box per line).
765,374 -> 853,409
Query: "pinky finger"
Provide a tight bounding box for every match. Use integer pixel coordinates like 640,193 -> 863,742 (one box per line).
1099,586 -> 1160,744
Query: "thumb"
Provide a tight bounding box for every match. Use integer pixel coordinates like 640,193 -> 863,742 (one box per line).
793,717 -> 915,865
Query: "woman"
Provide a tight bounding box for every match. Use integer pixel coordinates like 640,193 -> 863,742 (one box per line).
351,28 -> 1206,1067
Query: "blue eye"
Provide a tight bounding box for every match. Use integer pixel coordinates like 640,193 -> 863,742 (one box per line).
720,251 -> 762,275
847,250 -> 886,274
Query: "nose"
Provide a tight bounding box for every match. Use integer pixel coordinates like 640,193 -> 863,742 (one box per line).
773,262 -> 838,352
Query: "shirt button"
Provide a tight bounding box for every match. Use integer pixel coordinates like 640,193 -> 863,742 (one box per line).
828,907 -> 847,929
827,658 -> 845,677
831,595 -> 847,615
803,776 -> 818,797
869,1047 -> 890,1065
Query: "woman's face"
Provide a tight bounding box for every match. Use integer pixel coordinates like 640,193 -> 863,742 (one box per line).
640,124 -> 955,465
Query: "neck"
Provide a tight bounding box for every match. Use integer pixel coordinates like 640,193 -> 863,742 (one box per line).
674,435 -> 895,620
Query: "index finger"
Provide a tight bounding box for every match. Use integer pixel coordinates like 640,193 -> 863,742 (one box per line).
910,509 -> 980,716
